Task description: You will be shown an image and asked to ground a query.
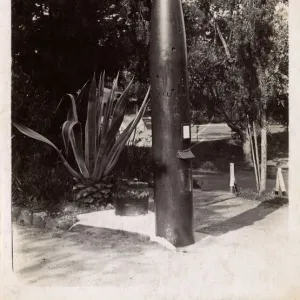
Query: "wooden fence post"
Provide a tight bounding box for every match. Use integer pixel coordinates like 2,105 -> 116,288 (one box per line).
230,163 -> 236,193
275,167 -> 287,197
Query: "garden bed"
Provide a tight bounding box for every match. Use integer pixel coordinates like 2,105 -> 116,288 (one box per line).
12,201 -> 115,231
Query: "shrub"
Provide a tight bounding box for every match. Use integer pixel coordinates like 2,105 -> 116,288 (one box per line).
12,158 -> 73,209
13,72 -> 150,184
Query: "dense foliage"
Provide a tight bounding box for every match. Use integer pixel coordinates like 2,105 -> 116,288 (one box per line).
185,0 -> 288,129
14,73 -> 150,183
12,0 -> 288,199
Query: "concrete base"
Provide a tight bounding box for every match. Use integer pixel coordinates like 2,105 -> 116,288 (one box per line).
71,210 -> 180,251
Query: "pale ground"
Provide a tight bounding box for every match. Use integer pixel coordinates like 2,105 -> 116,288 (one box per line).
10,189 -> 300,300
142,120 -> 286,143
125,118 -> 286,147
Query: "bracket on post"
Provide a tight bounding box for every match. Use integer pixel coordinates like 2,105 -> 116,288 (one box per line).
177,149 -> 195,160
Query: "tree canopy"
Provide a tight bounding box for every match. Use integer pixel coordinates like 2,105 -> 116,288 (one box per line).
12,0 -> 288,135
185,0 -> 288,129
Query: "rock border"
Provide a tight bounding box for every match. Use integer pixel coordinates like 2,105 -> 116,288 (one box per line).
12,202 -> 114,230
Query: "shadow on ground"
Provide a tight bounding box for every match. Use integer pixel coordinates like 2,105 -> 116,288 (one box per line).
197,197 -> 288,236
13,224 -> 166,286
13,194 -> 288,286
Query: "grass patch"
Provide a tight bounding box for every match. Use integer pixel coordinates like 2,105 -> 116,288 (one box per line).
191,130 -> 288,172
191,139 -> 244,171
238,187 -> 288,206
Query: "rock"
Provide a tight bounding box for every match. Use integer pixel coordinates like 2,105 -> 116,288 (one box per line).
106,203 -> 114,210
45,217 -> 56,229
93,192 -> 103,198
12,206 -> 22,222
75,189 -> 91,201
83,196 -> 94,204
32,212 -> 47,228
73,183 -> 85,189
63,203 -> 79,213
90,205 -> 97,210
95,183 -> 105,189
17,209 -> 33,226
57,219 -> 74,230
101,189 -> 111,194
99,205 -> 106,211
86,186 -> 97,193
75,194 -> 82,201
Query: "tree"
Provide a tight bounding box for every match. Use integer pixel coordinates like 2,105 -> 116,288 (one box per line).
12,0 -> 152,106
186,0 -> 288,176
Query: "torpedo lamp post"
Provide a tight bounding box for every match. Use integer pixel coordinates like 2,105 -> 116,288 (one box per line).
150,0 -> 195,247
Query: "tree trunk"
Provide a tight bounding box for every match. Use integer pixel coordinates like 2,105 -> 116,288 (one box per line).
260,109 -> 267,194
222,118 -> 253,166
241,131 -> 253,166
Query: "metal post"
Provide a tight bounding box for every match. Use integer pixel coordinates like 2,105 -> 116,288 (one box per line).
150,0 -> 194,247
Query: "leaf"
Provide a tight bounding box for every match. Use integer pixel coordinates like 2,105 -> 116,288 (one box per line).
111,76 -> 135,124
55,94 -> 78,122
74,80 -> 90,127
63,121 -> 90,178
12,122 -> 84,181
76,80 -> 90,106
96,71 -> 106,146
103,87 -> 150,176
62,121 -> 71,156
91,72 -> 120,179
91,76 -> 135,180
84,73 -> 98,173
102,72 -> 120,137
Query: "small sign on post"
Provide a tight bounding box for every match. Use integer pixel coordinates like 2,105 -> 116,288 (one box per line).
274,168 -> 288,197
182,124 -> 191,140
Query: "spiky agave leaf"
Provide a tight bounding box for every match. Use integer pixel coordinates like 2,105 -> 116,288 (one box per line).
101,72 -> 119,137
55,93 -> 78,121
62,120 -> 89,178
85,73 -> 98,173
102,86 -> 150,177
92,75 -> 136,180
73,80 -> 90,127
12,122 -> 85,181
55,93 -> 78,156
96,71 -> 105,142
100,76 -> 135,156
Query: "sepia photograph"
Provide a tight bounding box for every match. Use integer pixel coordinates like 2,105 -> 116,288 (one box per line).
1,0 -> 300,299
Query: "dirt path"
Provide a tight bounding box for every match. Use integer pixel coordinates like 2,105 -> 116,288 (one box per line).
11,199 -> 300,299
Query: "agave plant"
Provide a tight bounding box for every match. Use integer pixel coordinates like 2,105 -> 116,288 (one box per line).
13,72 -> 150,206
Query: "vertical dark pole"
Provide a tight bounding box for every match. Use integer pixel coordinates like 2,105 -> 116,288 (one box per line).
150,0 -> 194,247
